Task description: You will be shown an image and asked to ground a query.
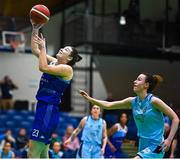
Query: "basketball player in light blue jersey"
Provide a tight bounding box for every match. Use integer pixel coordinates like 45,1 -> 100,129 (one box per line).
28,22 -> 82,158
64,105 -> 108,158
79,73 -> 179,159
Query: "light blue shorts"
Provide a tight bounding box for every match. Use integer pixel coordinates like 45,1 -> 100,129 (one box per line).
137,138 -> 165,158
76,141 -> 104,158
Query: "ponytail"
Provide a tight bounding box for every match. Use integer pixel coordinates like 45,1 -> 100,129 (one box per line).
143,73 -> 163,93
67,47 -> 82,66
153,74 -> 163,85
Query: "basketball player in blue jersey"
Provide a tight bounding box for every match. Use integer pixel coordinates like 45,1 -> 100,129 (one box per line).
79,73 -> 179,159
105,113 -> 128,158
28,22 -> 82,158
64,105 -> 108,158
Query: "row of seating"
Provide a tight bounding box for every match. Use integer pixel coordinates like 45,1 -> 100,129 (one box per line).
0,110 -> 82,137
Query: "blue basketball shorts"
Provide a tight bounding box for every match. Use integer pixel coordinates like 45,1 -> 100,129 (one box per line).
30,101 -> 60,144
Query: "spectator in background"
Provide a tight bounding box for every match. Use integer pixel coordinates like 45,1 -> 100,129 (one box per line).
0,142 -> 15,158
49,141 -> 63,158
170,125 -> 180,158
15,128 -> 28,150
105,113 -> 129,158
163,121 -> 171,158
0,75 -> 18,110
50,132 -> 62,149
0,130 -> 15,150
62,125 -> 80,158
15,140 -> 29,158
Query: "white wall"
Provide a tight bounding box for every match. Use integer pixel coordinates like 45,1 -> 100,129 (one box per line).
0,53 -> 41,103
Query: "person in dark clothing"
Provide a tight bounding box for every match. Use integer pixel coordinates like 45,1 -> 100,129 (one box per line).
0,75 -> 18,109
15,128 -> 28,150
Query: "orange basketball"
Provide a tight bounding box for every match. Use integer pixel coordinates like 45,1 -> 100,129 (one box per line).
30,4 -> 50,24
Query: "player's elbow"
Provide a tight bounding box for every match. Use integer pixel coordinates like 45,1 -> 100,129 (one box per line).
39,66 -> 48,72
175,117 -> 179,125
104,103 -> 113,109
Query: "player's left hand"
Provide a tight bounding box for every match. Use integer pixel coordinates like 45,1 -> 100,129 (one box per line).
160,139 -> 171,152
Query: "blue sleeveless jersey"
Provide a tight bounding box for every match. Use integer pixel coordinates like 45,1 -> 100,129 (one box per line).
109,124 -> 127,149
36,73 -> 70,105
132,94 -> 164,145
105,124 -> 128,158
81,116 -> 103,145
31,72 -> 71,144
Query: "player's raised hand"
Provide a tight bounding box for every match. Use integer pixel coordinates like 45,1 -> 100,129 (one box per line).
79,90 -> 91,101
30,19 -> 44,30
33,33 -> 46,50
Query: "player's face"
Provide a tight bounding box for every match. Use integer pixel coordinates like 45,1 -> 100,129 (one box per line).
133,74 -> 148,93
56,46 -> 73,63
120,113 -> 128,125
91,105 -> 101,117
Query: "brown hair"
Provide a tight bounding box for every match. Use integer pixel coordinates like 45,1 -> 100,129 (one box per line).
143,73 -> 163,93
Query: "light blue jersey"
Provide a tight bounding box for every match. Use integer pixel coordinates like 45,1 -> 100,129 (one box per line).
1,150 -> 14,158
77,116 -> 104,158
132,94 -> 165,158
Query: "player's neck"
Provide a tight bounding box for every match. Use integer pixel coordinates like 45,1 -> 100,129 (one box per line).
91,115 -> 99,120
138,92 -> 148,101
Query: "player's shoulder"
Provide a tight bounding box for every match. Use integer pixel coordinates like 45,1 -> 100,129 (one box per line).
81,116 -> 88,123
126,97 -> 135,104
151,95 -> 161,104
102,119 -> 106,124
79,116 -> 89,128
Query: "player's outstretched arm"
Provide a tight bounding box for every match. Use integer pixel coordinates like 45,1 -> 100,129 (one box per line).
79,90 -> 132,110
31,21 -> 56,63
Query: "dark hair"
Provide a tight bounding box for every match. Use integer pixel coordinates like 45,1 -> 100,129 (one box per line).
90,104 -> 101,110
120,112 -> 128,118
143,73 -> 163,93
67,47 -> 82,66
